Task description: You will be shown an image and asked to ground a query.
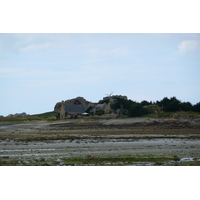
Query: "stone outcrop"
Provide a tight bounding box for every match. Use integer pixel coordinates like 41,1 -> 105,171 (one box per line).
143,105 -> 161,113
54,96 -> 129,112
64,97 -> 91,105
54,97 -> 92,112
103,95 -> 127,101
6,112 -> 29,117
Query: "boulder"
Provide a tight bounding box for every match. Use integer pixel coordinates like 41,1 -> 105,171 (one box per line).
54,97 -> 92,112
6,112 -> 29,117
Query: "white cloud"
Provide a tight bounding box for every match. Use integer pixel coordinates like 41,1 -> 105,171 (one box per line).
178,40 -> 200,55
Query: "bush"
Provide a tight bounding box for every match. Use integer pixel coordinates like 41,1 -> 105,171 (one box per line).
141,100 -> 152,107
128,103 -> 150,117
95,109 -> 105,116
156,97 -> 181,112
193,102 -> 200,112
180,102 -> 193,111
90,112 -> 94,116
98,99 -> 109,104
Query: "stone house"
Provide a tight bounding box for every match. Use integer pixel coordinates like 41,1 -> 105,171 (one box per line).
91,103 -> 112,114
60,104 -> 90,119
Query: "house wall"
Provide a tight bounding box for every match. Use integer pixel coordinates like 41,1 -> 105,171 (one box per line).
104,103 -> 112,114
60,104 -> 65,119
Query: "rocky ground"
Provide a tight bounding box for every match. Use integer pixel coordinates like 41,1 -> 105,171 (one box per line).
0,117 -> 200,166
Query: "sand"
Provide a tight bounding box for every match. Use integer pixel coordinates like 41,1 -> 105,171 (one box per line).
0,117 -> 200,165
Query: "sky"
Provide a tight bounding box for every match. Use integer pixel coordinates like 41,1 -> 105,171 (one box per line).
0,33 -> 200,116
1,1 -> 200,198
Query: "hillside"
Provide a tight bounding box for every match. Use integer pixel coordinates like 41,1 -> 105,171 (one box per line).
54,96 -> 200,118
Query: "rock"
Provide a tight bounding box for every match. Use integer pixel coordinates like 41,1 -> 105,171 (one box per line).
103,95 -> 127,101
6,112 -> 29,117
54,97 -> 92,112
2,156 -> 9,159
173,155 -> 180,161
173,114 -> 180,119
52,161 -> 60,165
194,115 -> 200,119
42,163 -> 50,166
173,114 -> 189,119
86,155 -> 93,160
54,102 -> 62,112
143,105 -> 161,113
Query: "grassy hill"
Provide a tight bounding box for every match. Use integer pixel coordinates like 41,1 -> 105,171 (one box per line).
0,111 -> 59,123
31,111 -> 58,118
0,110 -> 199,124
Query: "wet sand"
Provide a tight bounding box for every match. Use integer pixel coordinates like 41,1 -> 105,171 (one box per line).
1,118 -> 200,165
1,137 -> 200,158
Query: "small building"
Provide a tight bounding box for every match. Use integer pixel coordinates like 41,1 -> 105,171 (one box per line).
91,103 -> 112,114
60,104 -> 90,119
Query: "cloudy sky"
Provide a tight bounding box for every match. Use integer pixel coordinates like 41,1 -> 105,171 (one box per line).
0,33 -> 200,116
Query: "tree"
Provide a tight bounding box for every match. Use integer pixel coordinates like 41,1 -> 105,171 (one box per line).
141,100 -> 151,107
180,102 -> 193,111
128,103 -> 150,117
98,99 -> 109,104
112,97 -> 134,113
193,102 -> 200,112
156,97 -> 181,112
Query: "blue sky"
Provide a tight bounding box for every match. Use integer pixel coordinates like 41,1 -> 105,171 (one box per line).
0,33 -> 200,116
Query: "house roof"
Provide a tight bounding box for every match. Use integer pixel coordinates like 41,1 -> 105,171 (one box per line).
64,105 -> 89,113
91,104 -> 106,112
94,104 -> 104,108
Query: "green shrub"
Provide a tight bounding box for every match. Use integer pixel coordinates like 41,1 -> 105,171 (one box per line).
95,109 -> 105,116
193,102 -> 200,112
128,103 -> 150,117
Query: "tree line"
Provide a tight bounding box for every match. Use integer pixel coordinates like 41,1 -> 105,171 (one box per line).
99,96 -> 200,117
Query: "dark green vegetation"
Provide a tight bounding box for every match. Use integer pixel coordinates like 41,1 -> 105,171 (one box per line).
99,96 -> 200,117
156,97 -> 200,112
1,154 -> 200,166
128,103 -> 150,117
94,109 -> 105,116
